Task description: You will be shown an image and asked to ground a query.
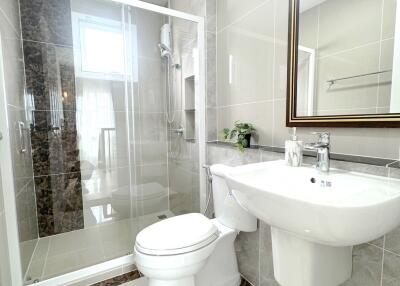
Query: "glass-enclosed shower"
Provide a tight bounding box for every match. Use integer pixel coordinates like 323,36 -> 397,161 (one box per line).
0,0 -> 205,284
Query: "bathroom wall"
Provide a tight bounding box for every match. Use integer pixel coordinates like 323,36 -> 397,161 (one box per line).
298,0 -> 396,116
212,0 -> 400,285
20,0 -> 84,236
216,0 -> 400,161
0,0 -> 39,277
167,0 -> 216,214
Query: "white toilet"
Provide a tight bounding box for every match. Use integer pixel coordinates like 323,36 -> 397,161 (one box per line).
134,165 -> 257,286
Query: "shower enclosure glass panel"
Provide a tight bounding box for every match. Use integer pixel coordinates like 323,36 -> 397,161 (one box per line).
18,1 -> 204,284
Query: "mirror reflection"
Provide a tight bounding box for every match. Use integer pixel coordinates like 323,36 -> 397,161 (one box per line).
296,0 -> 399,117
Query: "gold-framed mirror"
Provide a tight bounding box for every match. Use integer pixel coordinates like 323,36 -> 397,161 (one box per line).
287,0 -> 400,127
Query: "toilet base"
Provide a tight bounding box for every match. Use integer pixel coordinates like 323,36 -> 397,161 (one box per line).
148,277 -> 195,286
271,227 -> 352,286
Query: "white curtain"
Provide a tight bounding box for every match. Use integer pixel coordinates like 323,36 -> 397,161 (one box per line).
76,79 -> 116,168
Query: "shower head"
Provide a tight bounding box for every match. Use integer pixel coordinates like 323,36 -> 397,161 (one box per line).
159,24 -> 172,59
159,44 -> 172,58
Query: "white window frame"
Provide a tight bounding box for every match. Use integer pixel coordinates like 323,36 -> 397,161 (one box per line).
72,12 -> 138,82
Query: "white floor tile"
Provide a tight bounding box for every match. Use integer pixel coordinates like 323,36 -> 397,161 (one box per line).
25,211 -> 174,283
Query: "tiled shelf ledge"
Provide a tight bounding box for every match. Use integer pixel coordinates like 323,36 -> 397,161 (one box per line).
207,140 -> 400,169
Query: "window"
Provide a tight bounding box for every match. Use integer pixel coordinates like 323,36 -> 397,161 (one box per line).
81,24 -> 124,74
72,12 -> 138,81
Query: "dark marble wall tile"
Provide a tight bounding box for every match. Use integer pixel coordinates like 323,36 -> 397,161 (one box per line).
20,0 -> 73,46
34,172 -> 83,236
30,109 -> 83,236
20,0 -> 84,236
23,40 -> 76,111
31,112 -> 81,177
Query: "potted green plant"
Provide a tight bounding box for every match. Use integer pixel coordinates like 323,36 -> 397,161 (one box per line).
223,121 -> 257,152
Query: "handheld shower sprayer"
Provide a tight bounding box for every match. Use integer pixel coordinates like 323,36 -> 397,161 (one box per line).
159,24 -> 172,58
159,23 -> 178,124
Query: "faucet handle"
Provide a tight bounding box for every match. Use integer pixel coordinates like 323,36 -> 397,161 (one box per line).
311,132 -> 330,144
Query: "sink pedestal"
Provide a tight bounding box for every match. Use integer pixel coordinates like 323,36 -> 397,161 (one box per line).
271,227 -> 352,286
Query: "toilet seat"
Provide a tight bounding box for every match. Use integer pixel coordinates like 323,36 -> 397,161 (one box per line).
135,213 -> 219,256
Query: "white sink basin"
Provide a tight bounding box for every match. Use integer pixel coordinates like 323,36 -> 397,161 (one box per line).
223,160 -> 400,286
226,160 -> 400,246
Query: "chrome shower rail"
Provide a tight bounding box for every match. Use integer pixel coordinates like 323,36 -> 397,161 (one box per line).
327,69 -> 392,86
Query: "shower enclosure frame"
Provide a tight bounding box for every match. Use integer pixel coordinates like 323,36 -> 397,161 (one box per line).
0,1 -> 206,285
0,34 -> 25,286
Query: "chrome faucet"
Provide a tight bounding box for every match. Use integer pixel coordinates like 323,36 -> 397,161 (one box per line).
304,132 -> 330,173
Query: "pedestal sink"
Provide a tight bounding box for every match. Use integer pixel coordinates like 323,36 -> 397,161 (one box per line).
223,160 -> 400,286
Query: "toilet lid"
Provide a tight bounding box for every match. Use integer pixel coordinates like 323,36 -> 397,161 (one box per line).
135,213 -> 219,256
112,183 -> 166,201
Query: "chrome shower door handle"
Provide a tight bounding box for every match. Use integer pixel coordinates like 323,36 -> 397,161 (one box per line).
18,121 -> 26,154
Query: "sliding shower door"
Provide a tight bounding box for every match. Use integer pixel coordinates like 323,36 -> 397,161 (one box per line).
18,0 -> 205,284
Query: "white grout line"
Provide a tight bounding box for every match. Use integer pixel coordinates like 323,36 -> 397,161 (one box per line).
215,0 -> 219,140
21,39 -> 73,48
271,0 -> 277,148
216,0 -> 272,34
217,99 -> 275,109
257,224 -> 261,286
376,0 -> 386,114
6,103 -> 26,110
366,240 -> 400,259
380,235 -> 386,286
317,37 -> 394,60
15,179 -> 30,198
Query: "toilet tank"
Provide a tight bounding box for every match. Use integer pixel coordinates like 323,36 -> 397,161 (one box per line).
210,164 -> 257,232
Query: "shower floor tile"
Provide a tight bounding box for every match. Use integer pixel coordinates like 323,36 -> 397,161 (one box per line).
24,211 -> 174,284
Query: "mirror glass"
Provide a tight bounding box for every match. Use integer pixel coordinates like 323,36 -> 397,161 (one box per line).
296,0 -> 399,117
